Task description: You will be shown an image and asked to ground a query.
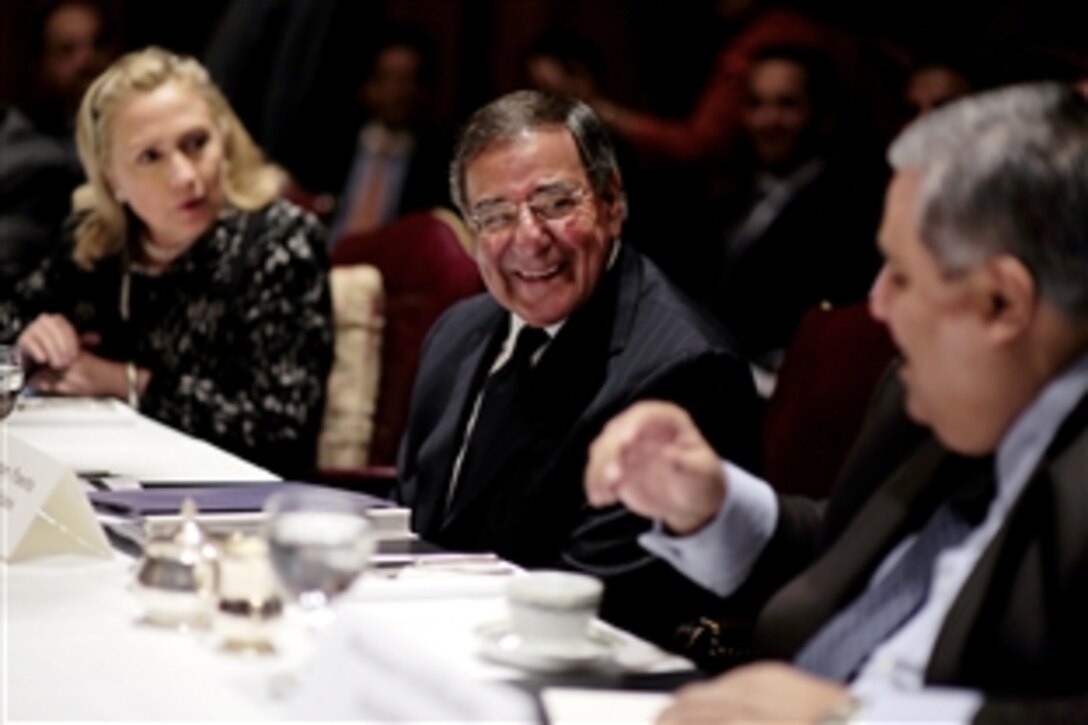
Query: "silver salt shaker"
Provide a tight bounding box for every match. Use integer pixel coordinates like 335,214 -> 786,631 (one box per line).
214,532 -> 283,653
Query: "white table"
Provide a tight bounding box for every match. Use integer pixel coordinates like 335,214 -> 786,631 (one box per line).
6,398 -> 275,483
5,559 -> 685,721
2,400 -> 688,722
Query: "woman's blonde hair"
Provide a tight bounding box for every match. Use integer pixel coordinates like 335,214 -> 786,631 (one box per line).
72,46 -> 284,266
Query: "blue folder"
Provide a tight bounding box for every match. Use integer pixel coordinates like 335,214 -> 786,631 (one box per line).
88,482 -> 391,516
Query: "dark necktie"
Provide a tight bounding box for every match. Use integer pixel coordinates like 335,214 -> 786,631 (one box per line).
450,326 -> 549,504
793,468 -> 996,682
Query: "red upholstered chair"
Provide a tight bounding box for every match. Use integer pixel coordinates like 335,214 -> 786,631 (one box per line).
324,209 -> 483,482
761,301 -> 898,499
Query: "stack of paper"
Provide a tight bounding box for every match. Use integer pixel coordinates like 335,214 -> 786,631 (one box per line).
88,483 -> 412,540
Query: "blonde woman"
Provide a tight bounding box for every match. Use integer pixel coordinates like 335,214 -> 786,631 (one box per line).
0,47 -> 333,477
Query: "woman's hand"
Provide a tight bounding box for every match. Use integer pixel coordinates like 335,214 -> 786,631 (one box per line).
17,314 -> 123,398
17,314 -> 81,371
30,350 -> 127,399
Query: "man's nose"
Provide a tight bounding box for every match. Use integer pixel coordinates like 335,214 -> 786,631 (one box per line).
510,203 -> 549,251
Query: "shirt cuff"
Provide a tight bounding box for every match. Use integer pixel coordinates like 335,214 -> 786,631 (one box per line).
850,684 -> 983,724
638,461 -> 778,596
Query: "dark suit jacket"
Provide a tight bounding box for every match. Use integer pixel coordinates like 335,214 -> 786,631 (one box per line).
396,245 -> 760,644
326,122 -> 451,229
709,161 -> 883,360
732,371 -> 1088,723
385,127 -> 451,219
0,106 -> 82,284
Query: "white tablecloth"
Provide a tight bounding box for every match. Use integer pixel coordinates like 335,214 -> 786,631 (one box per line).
6,398 -> 275,483
2,399 -> 688,721
5,556 -> 689,721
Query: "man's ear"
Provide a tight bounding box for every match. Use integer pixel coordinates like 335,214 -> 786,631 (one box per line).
602,173 -> 625,232
980,255 -> 1037,343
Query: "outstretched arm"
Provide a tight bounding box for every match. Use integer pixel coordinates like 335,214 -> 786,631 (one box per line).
586,400 -> 728,535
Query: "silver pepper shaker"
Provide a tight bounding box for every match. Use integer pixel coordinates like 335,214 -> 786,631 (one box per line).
131,498 -> 219,628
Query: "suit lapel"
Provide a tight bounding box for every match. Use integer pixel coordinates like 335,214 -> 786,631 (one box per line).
441,367 -> 556,526
757,438 -> 950,658
414,311 -> 505,535
603,245 -> 638,358
441,246 -> 636,531
926,389 -> 1088,684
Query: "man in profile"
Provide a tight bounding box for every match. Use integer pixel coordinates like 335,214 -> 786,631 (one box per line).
396,90 -> 759,644
587,83 -> 1088,722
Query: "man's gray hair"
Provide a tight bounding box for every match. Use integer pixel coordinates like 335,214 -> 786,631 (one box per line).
888,83 -> 1088,320
449,90 -> 626,219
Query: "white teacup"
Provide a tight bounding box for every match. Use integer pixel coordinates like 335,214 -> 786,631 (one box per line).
505,571 -> 603,652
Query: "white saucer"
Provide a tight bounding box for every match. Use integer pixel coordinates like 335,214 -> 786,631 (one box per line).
475,619 -> 619,673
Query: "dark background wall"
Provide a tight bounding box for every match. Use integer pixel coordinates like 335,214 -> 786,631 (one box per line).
4,0 -> 1086,120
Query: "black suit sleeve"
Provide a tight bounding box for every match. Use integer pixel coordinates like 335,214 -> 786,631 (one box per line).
701,364 -> 921,626
392,304 -> 460,507
974,697 -> 1088,725
563,352 -> 764,650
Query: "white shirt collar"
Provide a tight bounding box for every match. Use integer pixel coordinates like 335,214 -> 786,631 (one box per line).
995,348 -> 1088,508
754,157 -> 825,196
492,238 -> 622,370
360,122 -> 414,156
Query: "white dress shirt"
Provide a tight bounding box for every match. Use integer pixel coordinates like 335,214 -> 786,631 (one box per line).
445,315 -> 562,505
642,351 -> 1088,722
446,240 -> 623,503
329,122 -> 414,243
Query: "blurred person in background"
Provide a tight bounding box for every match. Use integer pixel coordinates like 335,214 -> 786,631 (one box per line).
1,0 -> 118,284
903,58 -> 974,120
323,25 -> 451,245
706,44 -> 882,372
0,47 -> 333,478
534,1 -> 892,300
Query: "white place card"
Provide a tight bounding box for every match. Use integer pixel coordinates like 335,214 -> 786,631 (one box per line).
541,687 -> 672,724
1,434 -> 112,561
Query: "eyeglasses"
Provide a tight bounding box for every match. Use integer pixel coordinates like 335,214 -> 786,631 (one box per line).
469,184 -> 588,236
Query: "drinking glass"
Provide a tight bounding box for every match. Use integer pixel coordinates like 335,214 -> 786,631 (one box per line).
0,346 -> 25,421
264,487 -> 376,629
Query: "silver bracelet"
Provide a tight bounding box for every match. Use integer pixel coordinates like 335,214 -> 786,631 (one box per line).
817,695 -> 864,725
125,361 -> 139,409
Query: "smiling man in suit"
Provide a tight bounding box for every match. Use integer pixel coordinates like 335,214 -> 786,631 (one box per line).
396,90 -> 759,645
586,82 -> 1088,723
